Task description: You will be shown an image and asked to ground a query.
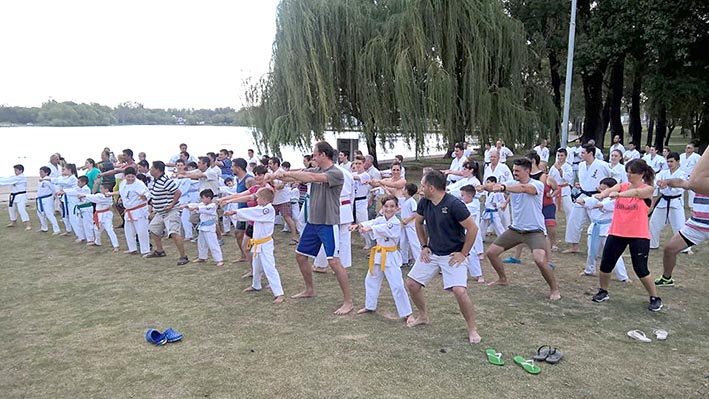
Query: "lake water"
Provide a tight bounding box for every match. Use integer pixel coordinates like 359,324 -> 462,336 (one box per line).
0,125 -> 446,176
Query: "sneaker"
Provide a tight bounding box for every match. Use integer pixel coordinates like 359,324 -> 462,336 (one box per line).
502,257 -> 521,264
591,289 -> 609,303
648,296 -> 663,312
654,276 -> 674,287
144,250 -> 167,258
176,256 -> 189,265
218,239 -> 225,246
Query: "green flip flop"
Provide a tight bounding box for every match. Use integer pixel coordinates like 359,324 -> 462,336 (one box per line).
513,356 -> 541,374
485,349 -> 505,366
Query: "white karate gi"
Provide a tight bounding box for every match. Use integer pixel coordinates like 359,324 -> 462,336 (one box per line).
650,168 -> 688,249
581,197 -> 629,280
35,178 -> 60,233
398,196 -> 421,264
565,160 -> 614,244
219,186 -> 237,233
314,165 -> 355,268
479,192 -> 506,237
119,180 -> 150,254
50,175 -> 78,234
353,171 -> 372,247
188,202 -> 223,262
464,201 -> 483,278
483,163 -> 513,228
0,173 -> 30,223
680,152 -> 701,208
533,146 -> 550,164
83,193 -> 119,247
361,215 -> 413,318
176,177 -> 196,239
548,162 -> 574,218
63,186 -> 94,242
234,204 -> 283,297
609,162 -> 628,184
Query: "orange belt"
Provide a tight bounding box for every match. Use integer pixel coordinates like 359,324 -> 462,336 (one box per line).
368,245 -> 398,275
125,202 -> 147,222
555,183 -> 569,208
94,208 -> 110,226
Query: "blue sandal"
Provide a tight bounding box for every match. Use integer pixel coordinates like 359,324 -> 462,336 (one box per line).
164,328 -> 183,343
145,329 -> 168,346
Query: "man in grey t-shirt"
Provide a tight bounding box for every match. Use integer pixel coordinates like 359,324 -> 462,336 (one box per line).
268,141 -> 353,315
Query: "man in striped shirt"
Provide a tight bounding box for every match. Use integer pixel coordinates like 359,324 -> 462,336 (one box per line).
655,175 -> 709,287
146,161 -> 189,265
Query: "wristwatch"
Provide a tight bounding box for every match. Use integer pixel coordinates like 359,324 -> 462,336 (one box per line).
422,244 -> 430,250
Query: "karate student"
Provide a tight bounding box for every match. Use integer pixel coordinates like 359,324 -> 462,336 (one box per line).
109,167 -> 150,255
548,148 -> 574,220
460,185 -> 484,282
350,195 -> 413,322
623,141 -> 641,162
47,164 -> 79,235
219,177 -> 237,235
399,183 -> 421,267
483,150 -> 512,228
564,145 -> 614,253
478,176 -> 506,238
79,185 -> 120,251
173,160 -> 198,241
649,152 -> 687,249
182,189 -> 224,266
0,164 -> 31,230
36,166 -> 60,234
679,143 -> 701,208
576,178 -> 630,281
226,187 -> 284,304
58,175 -> 94,243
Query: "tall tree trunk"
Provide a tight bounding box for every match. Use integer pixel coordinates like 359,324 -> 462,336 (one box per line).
609,58 -> 625,140
646,117 -> 655,147
629,71 -> 643,145
581,68 -> 605,143
602,89 -> 612,140
654,104 -> 667,150
365,127 -> 379,168
549,51 -> 562,142
664,120 -> 676,146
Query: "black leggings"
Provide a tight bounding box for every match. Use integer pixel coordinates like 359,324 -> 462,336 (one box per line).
599,235 -> 650,278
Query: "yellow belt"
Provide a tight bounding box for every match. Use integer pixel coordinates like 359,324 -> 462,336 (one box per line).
247,235 -> 273,256
368,245 -> 398,275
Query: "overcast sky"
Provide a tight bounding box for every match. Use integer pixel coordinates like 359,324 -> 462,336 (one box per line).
0,0 -> 279,110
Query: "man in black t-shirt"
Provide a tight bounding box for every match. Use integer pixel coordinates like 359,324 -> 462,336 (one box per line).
406,170 -> 481,344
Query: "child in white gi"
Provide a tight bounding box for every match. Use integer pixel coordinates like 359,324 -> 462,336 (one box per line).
0,164 -> 31,230
219,177 -> 237,235
577,177 -> 630,281
479,176 -> 506,238
48,164 -> 79,236
108,167 -> 150,255
460,185 -> 484,282
58,175 -> 94,243
350,195 -> 413,322
399,183 -> 421,267
225,187 -> 284,304
182,189 -> 224,266
79,184 -> 120,251
36,166 -> 60,234
173,160 -> 199,241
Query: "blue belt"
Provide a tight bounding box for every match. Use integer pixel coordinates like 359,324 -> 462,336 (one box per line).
484,208 -> 498,223
588,219 -> 612,258
198,219 -> 216,228
36,194 -> 53,213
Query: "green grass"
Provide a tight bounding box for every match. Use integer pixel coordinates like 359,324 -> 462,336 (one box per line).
1,165 -> 708,398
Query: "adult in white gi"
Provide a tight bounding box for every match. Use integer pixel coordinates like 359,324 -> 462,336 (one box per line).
533,139 -> 550,167
548,148 -> 574,219
680,143 -> 701,208
483,150 -> 513,228
313,163 -> 355,270
444,143 -> 468,184
623,141 -> 641,162
609,135 -> 626,155
567,139 -> 583,183
650,153 -> 687,249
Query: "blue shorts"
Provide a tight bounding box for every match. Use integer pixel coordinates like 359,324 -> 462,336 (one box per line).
296,223 -> 339,258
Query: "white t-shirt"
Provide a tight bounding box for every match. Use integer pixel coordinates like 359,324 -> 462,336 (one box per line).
507,179 -> 546,233
533,146 -> 550,163
578,160 -> 613,192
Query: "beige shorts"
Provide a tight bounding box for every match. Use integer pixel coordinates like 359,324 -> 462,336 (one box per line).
407,253 -> 468,289
149,209 -> 182,237
493,228 -> 547,251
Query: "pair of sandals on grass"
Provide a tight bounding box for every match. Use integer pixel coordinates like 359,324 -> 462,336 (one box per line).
627,329 -> 668,342
145,328 -> 183,346
486,345 -> 563,375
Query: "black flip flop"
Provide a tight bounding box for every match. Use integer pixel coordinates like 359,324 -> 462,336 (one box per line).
533,345 -> 552,361
546,347 -> 564,364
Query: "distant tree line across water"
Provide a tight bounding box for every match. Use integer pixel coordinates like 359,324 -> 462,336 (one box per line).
0,100 -> 251,127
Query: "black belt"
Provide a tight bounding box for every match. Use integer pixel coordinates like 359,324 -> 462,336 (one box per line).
580,189 -> 599,197
509,226 -> 545,234
9,191 -> 26,207
354,196 -> 367,201
654,194 -> 682,223
573,161 -> 581,165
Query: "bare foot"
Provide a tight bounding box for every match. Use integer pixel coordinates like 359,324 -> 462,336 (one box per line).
487,279 -> 508,287
86,242 -> 96,246
469,330 -> 482,344
549,290 -> 561,301
312,267 -> 328,274
232,257 -> 247,264
404,314 -> 415,325
74,239 -> 84,243
243,286 -> 259,292
561,248 -> 579,254
215,261 -> 224,266
60,232 -> 70,236
25,225 -> 32,231
578,270 -> 596,276
123,250 -> 137,254
621,279 -> 633,284
357,307 -> 374,314
5,223 -> 15,228
407,316 -> 430,327
291,290 -> 315,299
241,272 -> 253,279
475,276 -> 485,283
192,259 -> 206,263
334,302 -> 354,316
112,248 -> 120,253
273,296 -> 285,304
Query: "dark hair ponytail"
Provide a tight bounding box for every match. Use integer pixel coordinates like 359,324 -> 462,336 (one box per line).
625,159 -> 654,185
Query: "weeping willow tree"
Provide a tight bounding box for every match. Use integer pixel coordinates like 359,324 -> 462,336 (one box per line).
246,0 -> 557,162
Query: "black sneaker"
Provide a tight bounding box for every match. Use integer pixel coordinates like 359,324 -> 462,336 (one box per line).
648,296 -> 663,312
591,289 -> 609,303
176,256 -> 189,266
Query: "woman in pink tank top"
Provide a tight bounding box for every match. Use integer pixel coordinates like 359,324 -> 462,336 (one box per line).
590,159 -> 663,312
